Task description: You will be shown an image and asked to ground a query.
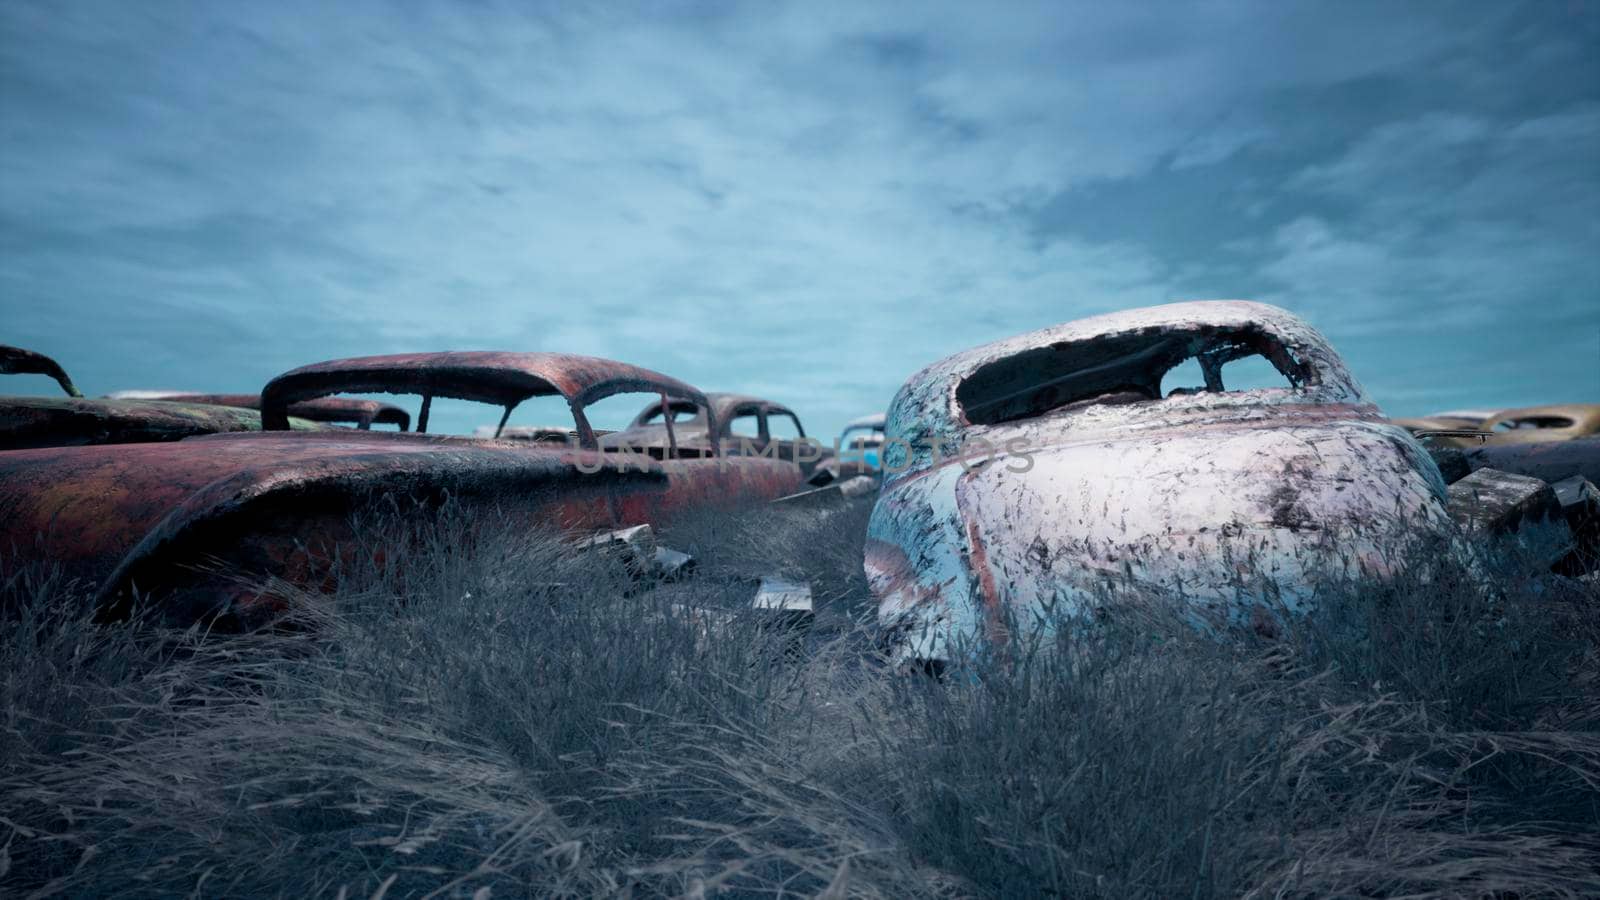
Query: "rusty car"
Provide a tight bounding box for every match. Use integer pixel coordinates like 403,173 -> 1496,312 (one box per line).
106,391 -> 413,431
2,345 -> 329,450
0,351 -> 804,627
600,392 -> 832,477
863,300 -> 1463,667
1477,404 -> 1600,445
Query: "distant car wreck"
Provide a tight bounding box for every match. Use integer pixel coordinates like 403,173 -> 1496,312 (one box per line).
2,346 -> 327,450
105,391 -> 413,431
600,393 -> 831,476
864,300 -> 1462,667
0,351 -> 803,627
1479,404 -> 1600,444
807,412 -> 887,486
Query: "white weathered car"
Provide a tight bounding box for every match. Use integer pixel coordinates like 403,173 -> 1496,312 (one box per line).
864,300 -> 1458,666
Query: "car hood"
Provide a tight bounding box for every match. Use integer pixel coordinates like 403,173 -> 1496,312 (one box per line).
867,418 -> 1458,664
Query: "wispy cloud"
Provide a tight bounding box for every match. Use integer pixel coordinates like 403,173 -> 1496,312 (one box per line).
2,0 -> 1595,435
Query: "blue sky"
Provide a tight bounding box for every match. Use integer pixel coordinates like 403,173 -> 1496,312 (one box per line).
2,1 -> 1596,438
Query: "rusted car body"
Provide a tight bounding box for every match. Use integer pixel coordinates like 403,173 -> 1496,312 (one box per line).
3,346 -> 327,450
864,301 -> 1460,666
1478,404 -> 1600,445
106,391 -> 412,431
1,352 -> 803,626
600,392 -> 831,475
1391,413 -> 1494,438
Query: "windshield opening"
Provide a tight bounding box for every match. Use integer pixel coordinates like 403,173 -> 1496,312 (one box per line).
958,324 -> 1313,426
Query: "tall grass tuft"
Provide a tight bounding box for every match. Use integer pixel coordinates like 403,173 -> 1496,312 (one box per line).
2,501 -> 1597,898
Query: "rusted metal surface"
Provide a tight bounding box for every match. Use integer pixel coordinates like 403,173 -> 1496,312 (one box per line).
1,345 -> 82,397
603,393 -> 784,453
0,396 -> 325,451
865,300 -> 1463,666
601,393 -> 830,478
1477,404 -> 1600,445
2,352 -> 803,625
0,429 -> 801,627
261,352 -> 708,449
107,392 -> 411,431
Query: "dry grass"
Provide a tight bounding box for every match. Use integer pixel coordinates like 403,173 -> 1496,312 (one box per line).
2,499 -> 1597,898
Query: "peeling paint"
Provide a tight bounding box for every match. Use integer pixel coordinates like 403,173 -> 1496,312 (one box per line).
866,300 -> 1462,666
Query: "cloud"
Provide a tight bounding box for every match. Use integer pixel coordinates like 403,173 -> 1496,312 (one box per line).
1,0 -> 1596,437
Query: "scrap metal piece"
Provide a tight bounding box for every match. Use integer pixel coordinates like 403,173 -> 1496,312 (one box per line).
865,300 -> 1466,666
577,524 -> 699,581
753,576 -> 814,614
753,576 -> 815,656
1,345 -> 81,397
773,474 -> 879,507
652,545 -> 696,581
1447,467 -> 1575,568
1448,468 -> 1564,535
1550,475 -> 1600,574
1552,475 -> 1600,523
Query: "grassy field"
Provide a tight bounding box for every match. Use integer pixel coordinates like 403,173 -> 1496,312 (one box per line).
3,498 -> 1598,898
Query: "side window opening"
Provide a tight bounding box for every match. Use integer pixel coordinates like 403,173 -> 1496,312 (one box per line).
959,325 -> 1312,426
1497,416 -> 1574,431
728,408 -> 762,439
641,401 -> 700,426
344,393 -> 574,438
767,411 -> 803,440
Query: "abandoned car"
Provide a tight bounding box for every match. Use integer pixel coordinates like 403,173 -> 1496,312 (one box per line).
2,345 -> 328,450
0,351 -> 804,626
1478,404 -> 1600,445
106,391 -> 412,431
599,392 -> 831,477
807,412 -> 888,486
863,300 -> 1462,667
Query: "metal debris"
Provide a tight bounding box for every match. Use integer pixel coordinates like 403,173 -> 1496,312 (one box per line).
1551,475 -> 1599,574
1447,467 -> 1574,568
576,523 -> 696,581
753,576 -> 814,655
752,576 -> 814,614
772,474 -> 879,507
